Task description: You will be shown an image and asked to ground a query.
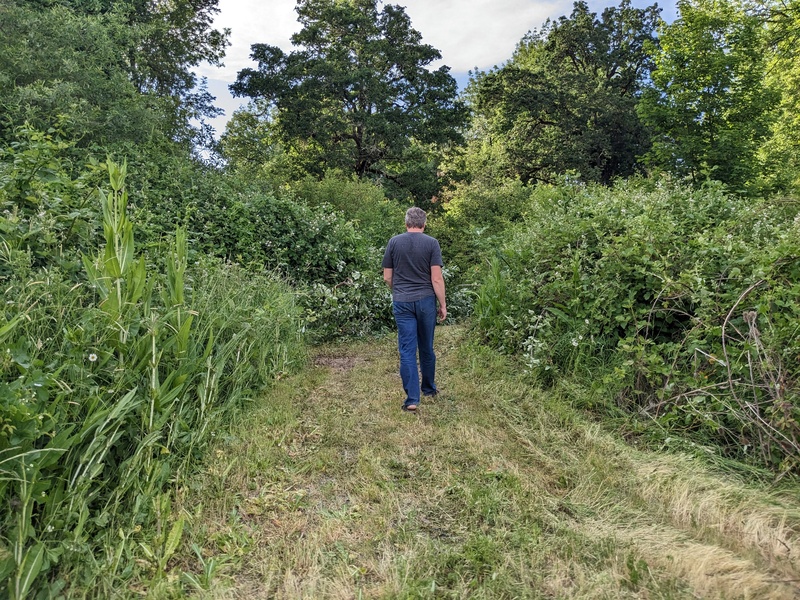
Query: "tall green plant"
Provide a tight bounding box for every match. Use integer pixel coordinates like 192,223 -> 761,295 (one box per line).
1,153 -> 305,596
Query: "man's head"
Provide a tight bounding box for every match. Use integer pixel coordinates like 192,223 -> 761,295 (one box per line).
405,206 -> 427,230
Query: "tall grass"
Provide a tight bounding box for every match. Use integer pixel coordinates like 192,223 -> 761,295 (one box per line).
1,156 -> 305,597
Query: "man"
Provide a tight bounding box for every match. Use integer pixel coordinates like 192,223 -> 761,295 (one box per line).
382,207 -> 447,412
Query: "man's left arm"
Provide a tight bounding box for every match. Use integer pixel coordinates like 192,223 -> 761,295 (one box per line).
383,268 -> 393,289
431,265 -> 447,322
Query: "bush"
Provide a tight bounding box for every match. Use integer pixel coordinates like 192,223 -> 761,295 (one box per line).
0,126 -> 105,277
425,178 -> 534,321
1,155 -> 305,596
124,162 -> 398,341
430,178 -> 530,276
472,178 -> 800,473
289,170 -> 407,249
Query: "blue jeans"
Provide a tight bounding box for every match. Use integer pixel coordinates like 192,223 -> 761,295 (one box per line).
393,295 -> 438,407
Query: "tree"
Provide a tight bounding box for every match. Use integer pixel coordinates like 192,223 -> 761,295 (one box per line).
752,0 -> 800,191
17,0 -> 228,101
637,0 -> 779,191
473,0 -> 660,185
0,0 -> 228,147
230,0 -> 468,197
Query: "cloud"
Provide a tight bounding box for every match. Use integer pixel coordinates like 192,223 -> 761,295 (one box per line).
399,0 -> 566,72
198,0 -> 301,80
197,0 -> 573,81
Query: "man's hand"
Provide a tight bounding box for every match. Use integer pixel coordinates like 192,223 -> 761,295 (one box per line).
438,305 -> 447,322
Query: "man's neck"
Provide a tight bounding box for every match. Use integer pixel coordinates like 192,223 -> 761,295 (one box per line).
406,227 -> 425,233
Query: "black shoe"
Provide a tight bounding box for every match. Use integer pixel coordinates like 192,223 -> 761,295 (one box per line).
402,403 -> 418,412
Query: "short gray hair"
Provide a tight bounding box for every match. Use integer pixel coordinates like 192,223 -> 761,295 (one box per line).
405,206 -> 427,229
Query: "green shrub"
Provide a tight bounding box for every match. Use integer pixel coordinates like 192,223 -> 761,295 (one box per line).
185,191 -> 394,341
287,172 -> 412,338
289,170 -> 407,249
0,126 -> 105,278
425,178 -> 535,321
123,162 -> 397,341
473,178 -> 800,473
1,155 -> 305,596
430,178 -> 530,275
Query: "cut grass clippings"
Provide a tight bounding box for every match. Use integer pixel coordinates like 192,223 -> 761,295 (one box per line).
173,325 -> 800,599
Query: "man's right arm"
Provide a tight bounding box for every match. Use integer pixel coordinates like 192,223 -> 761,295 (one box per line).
382,239 -> 393,289
431,265 -> 447,322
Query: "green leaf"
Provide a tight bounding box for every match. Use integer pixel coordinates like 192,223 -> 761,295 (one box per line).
163,516 -> 185,566
13,543 -> 45,600
0,316 -> 23,344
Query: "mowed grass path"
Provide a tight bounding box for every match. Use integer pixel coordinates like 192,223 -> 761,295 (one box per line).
179,326 -> 800,599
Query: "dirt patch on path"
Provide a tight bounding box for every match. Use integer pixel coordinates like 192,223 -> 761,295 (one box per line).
312,354 -> 369,372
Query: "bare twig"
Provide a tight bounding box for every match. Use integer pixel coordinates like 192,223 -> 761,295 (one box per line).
721,280 -> 765,407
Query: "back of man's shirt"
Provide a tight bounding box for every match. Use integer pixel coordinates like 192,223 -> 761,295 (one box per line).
382,232 -> 443,302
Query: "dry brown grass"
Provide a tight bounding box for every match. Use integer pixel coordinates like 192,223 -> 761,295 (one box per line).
177,326 -> 800,599
632,457 -> 799,575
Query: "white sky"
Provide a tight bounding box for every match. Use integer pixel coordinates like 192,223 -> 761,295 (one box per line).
197,0 -> 676,136
197,0 -> 570,81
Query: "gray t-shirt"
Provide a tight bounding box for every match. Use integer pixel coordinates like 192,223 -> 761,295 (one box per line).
382,232 -> 443,302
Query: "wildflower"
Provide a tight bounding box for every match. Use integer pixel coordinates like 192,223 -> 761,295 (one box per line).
89,353 -> 98,362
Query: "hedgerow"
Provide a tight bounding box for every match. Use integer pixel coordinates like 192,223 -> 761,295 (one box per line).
473,178 -> 800,473
126,161 -> 397,341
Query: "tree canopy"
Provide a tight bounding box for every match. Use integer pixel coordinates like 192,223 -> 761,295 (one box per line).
472,0 -> 661,185
637,0 -> 779,191
230,0 -> 468,196
753,0 -> 800,190
0,0 -> 228,148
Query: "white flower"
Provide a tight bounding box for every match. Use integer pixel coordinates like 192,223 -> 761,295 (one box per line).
89,353 -> 98,362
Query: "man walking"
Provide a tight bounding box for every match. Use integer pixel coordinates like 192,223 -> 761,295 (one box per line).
382,207 -> 447,412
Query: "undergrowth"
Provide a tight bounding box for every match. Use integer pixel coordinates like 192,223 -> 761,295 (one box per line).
470,178 -> 800,475
0,140 -> 305,597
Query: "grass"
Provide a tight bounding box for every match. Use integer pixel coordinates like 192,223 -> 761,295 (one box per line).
170,325 -> 800,599
0,160 -> 307,598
